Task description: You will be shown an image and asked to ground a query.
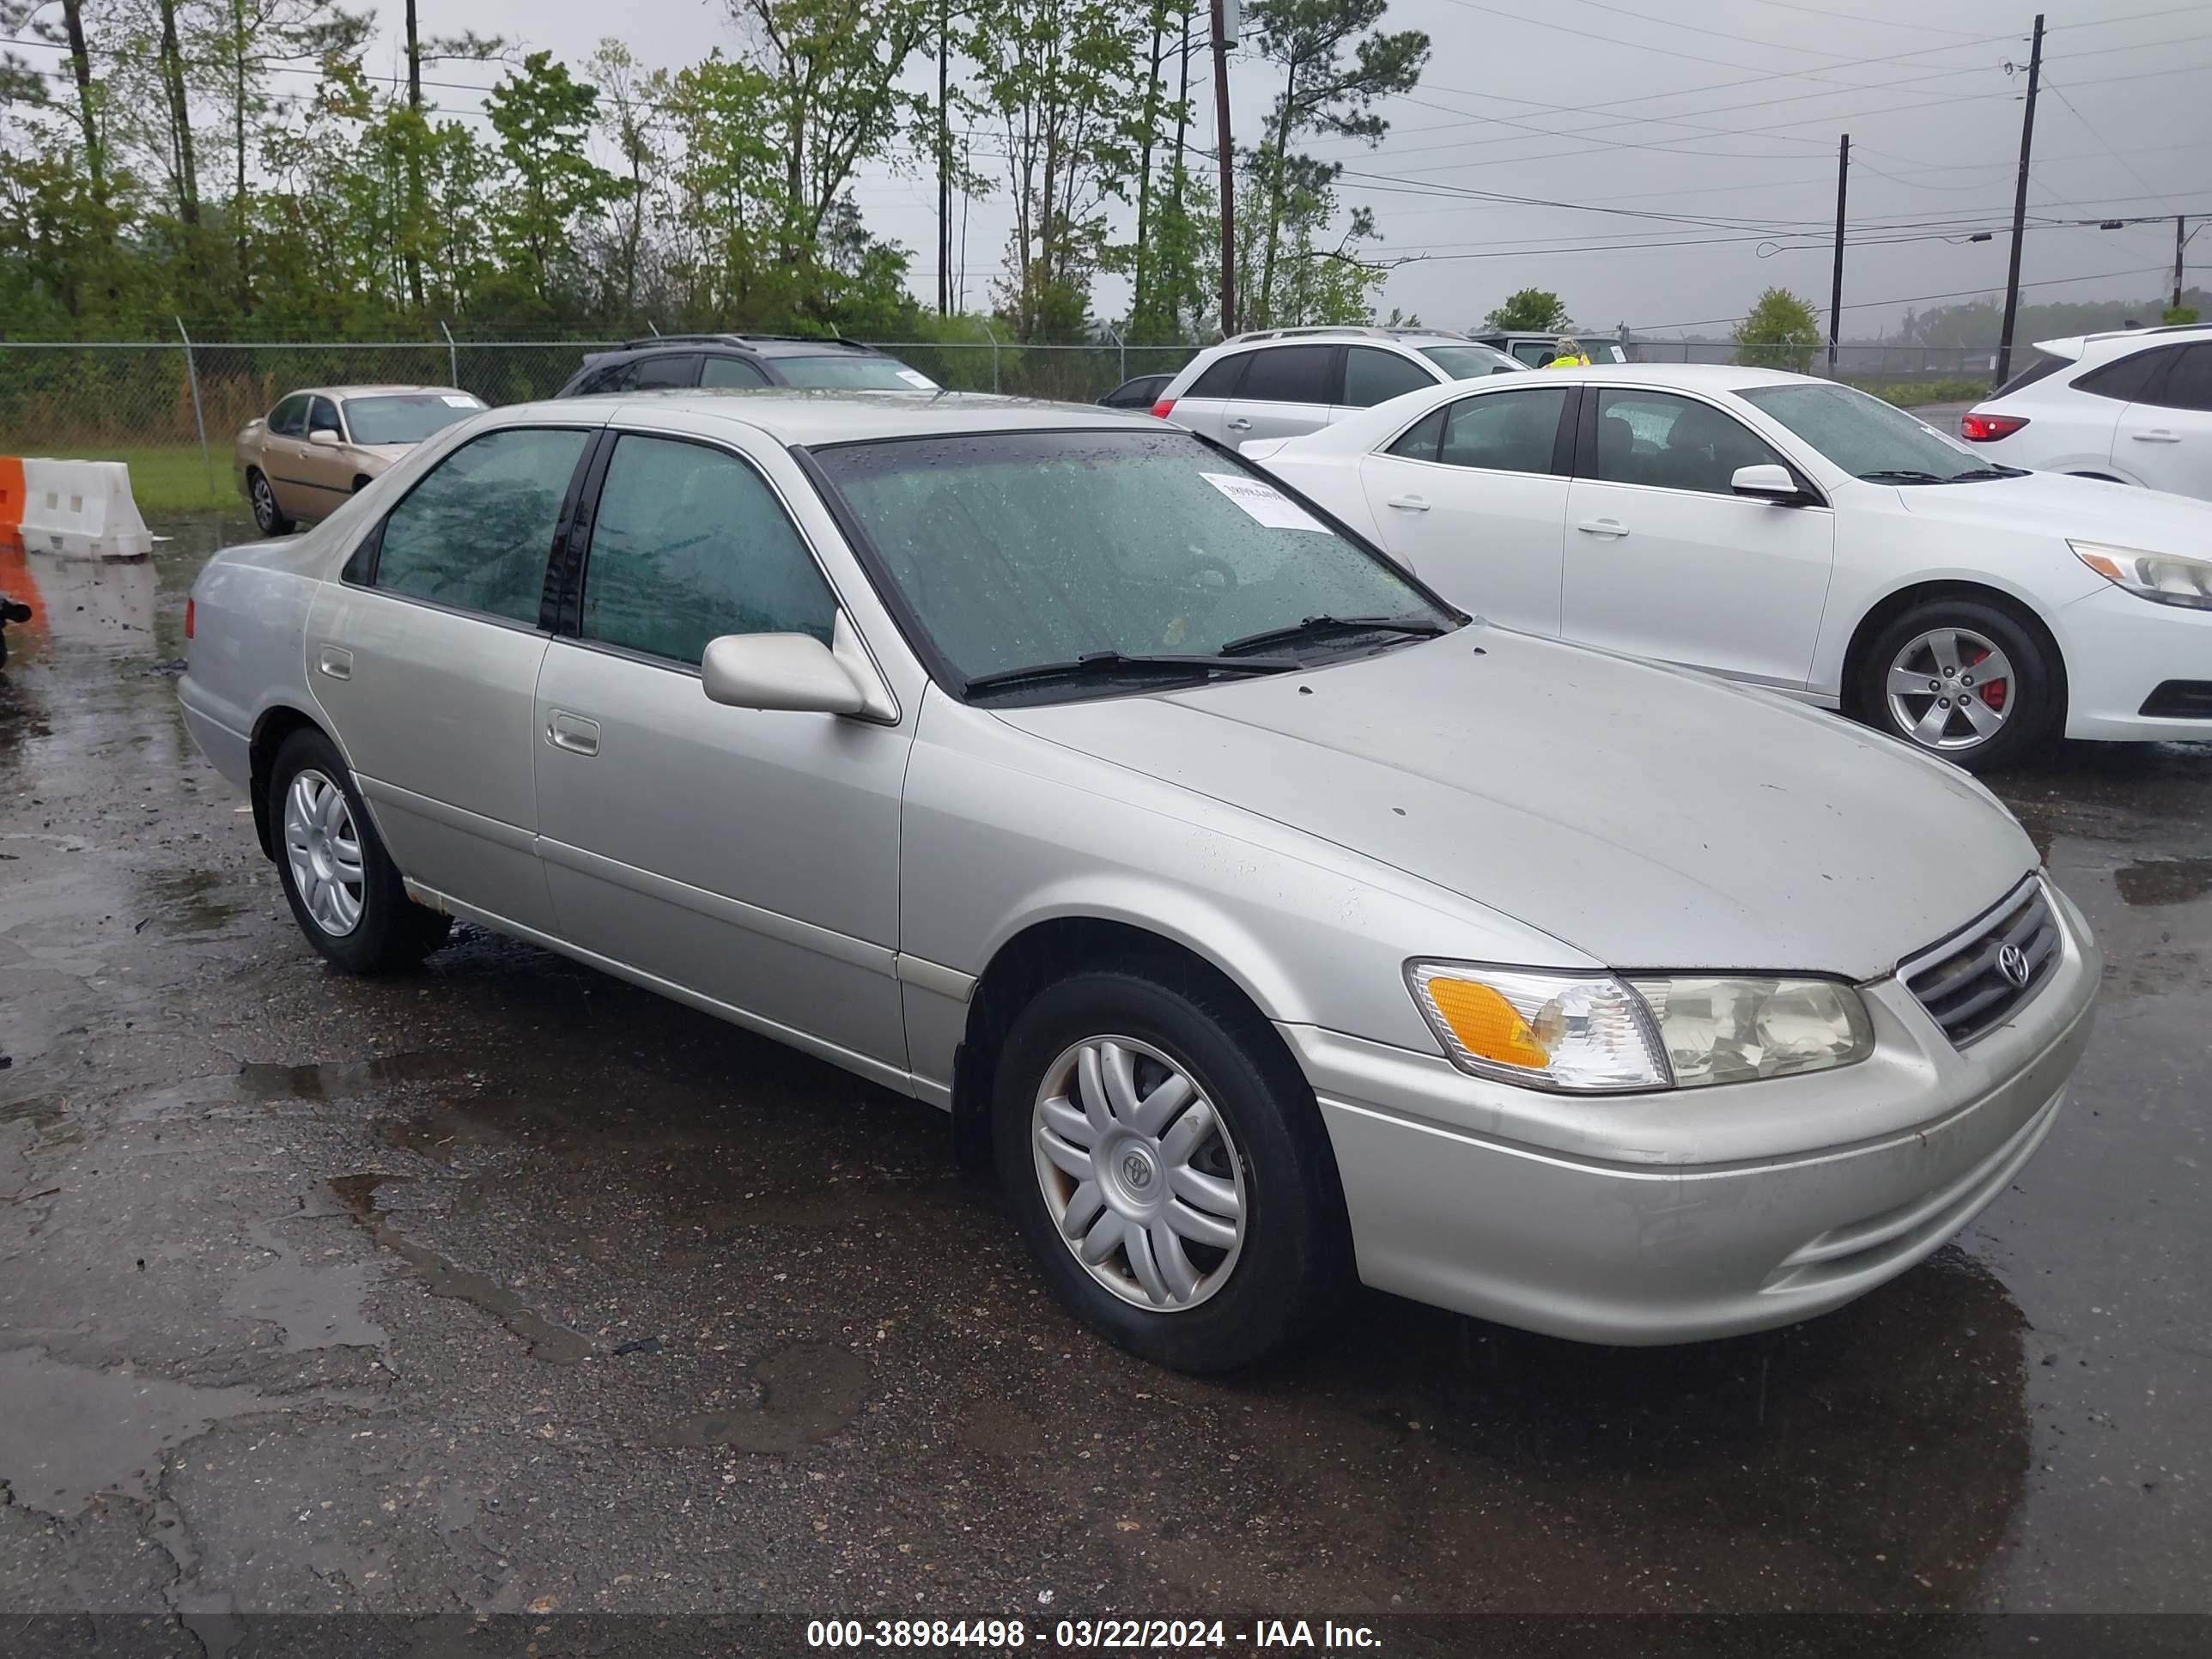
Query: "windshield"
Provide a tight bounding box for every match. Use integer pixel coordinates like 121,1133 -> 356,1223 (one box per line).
773,355 -> 938,391
1419,343 -> 1523,380
811,428 -> 1455,700
1735,381 -> 2008,483
343,393 -> 483,446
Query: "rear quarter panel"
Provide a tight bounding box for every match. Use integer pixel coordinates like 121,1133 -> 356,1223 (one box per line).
179,553 -> 324,794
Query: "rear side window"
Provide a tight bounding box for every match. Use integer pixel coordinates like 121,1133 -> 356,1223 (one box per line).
630,355 -> 700,390
2074,345 -> 2178,404
367,428 -> 590,623
1438,386 -> 1571,474
1238,345 -> 1336,405
1342,347 -> 1437,408
268,395 -> 308,437
1185,353 -> 1252,398
2139,343 -> 2212,412
1384,407 -> 1449,462
579,434 -> 836,664
1993,350 -> 2072,398
701,355 -> 772,389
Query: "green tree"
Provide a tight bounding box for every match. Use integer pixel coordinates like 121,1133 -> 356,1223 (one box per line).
1242,0 -> 1425,331
661,51 -> 786,320
1733,286 -> 1822,372
483,51 -> 618,307
1483,288 -> 1569,333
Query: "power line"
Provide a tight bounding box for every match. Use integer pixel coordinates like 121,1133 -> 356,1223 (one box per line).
1633,266 -> 2169,334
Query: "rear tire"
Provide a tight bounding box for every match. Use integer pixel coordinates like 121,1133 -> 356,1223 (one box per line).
991,967 -> 1351,1372
267,728 -> 452,974
247,468 -> 292,535
1856,597 -> 2060,772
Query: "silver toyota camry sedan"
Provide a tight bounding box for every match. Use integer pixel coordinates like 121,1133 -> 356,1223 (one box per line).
179,391 -> 2100,1372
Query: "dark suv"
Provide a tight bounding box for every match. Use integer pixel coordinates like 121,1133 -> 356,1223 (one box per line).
556,334 -> 938,397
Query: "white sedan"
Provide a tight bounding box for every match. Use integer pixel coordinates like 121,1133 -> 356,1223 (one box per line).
1244,364 -> 2212,768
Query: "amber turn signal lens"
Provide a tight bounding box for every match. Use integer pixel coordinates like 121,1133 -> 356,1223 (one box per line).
1424,977 -> 1551,1068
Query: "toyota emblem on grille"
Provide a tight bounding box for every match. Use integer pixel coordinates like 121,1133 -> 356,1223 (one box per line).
1996,943 -> 2031,988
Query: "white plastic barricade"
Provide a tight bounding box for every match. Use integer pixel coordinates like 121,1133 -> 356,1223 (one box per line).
0,456 -> 155,561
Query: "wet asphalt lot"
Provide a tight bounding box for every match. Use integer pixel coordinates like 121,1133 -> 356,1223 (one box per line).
0,520 -> 2207,1632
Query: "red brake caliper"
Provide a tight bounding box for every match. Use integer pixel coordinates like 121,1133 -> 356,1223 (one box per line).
1966,644 -> 2007,711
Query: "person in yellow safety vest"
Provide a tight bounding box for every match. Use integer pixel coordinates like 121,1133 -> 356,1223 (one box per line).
1542,334 -> 1591,368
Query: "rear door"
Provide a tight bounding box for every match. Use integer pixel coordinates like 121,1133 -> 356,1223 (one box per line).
2050,345 -> 2169,477
2118,343 -> 2212,498
1334,344 -> 1441,423
304,422 -> 599,932
1562,388 -> 1834,688
1354,382 -> 1574,635
1224,343 -> 1341,443
700,354 -> 773,389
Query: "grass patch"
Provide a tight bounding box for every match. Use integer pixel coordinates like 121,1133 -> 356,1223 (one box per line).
0,442 -> 238,517
1856,378 -> 1992,409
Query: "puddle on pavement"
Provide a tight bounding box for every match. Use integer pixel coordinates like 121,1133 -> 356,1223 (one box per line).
2113,857 -> 2212,908
327,1173 -> 590,1364
239,1052 -> 466,1102
0,1347 -> 268,1518
219,1218 -> 387,1353
651,1340 -> 871,1455
143,868 -> 246,935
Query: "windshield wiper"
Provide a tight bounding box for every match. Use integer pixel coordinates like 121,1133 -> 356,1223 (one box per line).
1218,613 -> 1449,658
963,650 -> 1301,697
1857,468 -> 1949,484
1860,465 -> 2024,485
1945,465 -> 2027,481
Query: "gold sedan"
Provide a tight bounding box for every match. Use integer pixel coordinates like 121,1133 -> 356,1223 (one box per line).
235,385 -> 485,534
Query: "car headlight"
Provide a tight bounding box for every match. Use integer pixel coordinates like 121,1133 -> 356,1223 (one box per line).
1407,962 -> 1871,1092
2070,541 -> 2212,610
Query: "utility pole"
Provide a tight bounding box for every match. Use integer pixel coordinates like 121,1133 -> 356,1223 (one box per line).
1994,14 -> 2044,387
937,0 -> 951,318
1211,0 -> 1236,337
2178,215 -> 2189,313
1827,133 -> 1849,379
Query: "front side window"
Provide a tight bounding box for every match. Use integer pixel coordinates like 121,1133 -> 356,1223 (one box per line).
268,395 -> 309,437
343,392 -> 483,446
1736,381 -> 1996,485
368,427 -> 590,623
307,397 -> 343,435
1237,344 -> 1336,405
701,355 -> 773,389
811,428 -> 1454,698
1591,390 -> 1784,495
770,355 -> 937,391
1342,346 -> 1437,408
630,355 -> 700,390
1439,386 -> 1570,473
579,435 -> 835,664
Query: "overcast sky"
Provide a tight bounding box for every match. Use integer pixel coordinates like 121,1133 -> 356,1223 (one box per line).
349,0 -> 2209,337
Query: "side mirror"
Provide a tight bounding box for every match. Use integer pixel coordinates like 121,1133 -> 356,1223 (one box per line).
1732,462 -> 1807,503
701,631 -> 866,715
308,428 -> 343,447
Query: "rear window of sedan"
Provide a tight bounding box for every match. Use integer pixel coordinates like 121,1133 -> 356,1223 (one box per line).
344,393 -> 483,445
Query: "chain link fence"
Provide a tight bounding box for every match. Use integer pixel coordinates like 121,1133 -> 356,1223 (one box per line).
1627,339 -> 1999,385
0,336 -> 1206,458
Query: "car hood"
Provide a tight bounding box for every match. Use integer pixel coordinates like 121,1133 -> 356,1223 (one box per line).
1893,468 -> 2212,545
354,444 -> 413,468
994,629 -> 2036,979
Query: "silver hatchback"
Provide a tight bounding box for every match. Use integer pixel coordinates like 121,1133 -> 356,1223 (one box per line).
179,392 -> 2098,1372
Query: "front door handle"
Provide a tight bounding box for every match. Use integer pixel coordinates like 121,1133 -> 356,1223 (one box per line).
1225,416 -> 1254,431
2130,428 -> 2182,443
315,645 -> 352,680
1577,518 -> 1630,538
546,711 -> 600,757
1386,495 -> 1431,512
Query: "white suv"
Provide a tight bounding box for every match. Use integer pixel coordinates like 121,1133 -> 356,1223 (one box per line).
1960,324 -> 2212,500
1152,326 -> 1523,446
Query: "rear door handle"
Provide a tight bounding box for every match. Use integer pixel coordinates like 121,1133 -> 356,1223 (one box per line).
2130,428 -> 2182,442
315,645 -> 352,680
1225,416 -> 1254,431
1386,495 -> 1431,512
546,711 -> 600,757
1577,518 -> 1630,538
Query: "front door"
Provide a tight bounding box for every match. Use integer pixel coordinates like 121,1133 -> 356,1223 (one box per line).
1562,387 -> 1835,687
2119,342 -> 2212,498
304,422 -> 598,932
292,395 -> 356,518
532,428 -> 912,1074
1354,382 -> 1573,636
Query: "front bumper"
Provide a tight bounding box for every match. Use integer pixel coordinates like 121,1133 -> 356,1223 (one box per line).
1282,883 -> 2100,1346
2058,583 -> 2212,742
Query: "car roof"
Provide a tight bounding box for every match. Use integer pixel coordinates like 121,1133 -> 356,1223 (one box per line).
517,388 -> 1151,446
1473,362 -> 1814,390
2036,322 -> 2212,360
283,385 -> 476,400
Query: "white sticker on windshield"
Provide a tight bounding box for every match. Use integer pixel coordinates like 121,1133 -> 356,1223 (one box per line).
1200,471 -> 1327,532
896,368 -> 939,389
441,394 -> 481,407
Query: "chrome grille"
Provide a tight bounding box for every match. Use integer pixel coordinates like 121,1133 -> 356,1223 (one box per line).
1900,875 -> 2059,1047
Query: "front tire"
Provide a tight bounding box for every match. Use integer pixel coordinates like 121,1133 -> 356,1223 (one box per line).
992,968 -> 1350,1371
268,728 -> 452,974
1856,597 -> 2060,771
247,468 -> 292,535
